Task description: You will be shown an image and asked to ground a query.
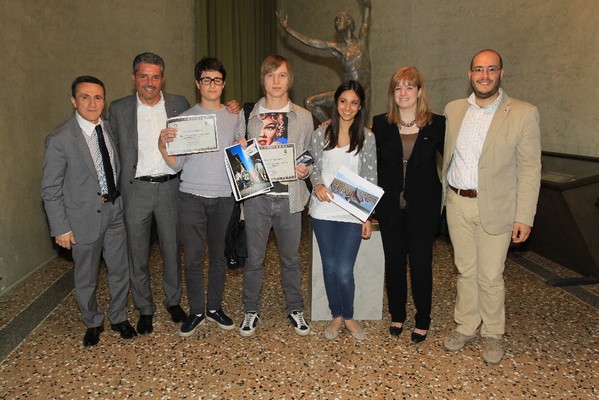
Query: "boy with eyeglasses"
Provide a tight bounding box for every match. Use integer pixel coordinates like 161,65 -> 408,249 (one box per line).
158,57 -> 245,337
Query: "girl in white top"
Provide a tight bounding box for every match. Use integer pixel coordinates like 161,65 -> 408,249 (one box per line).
309,80 -> 377,340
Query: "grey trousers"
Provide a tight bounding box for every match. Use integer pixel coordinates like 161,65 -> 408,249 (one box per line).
72,197 -> 129,328
124,178 -> 182,315
242,195 -> 304,314
178,192 -> 234,315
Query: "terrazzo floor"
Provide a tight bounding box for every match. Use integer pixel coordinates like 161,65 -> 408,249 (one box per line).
1,216 -> 598,399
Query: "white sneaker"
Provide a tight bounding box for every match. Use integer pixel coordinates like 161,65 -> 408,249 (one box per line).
239,312 -> 260,337
288,310 -> 311,336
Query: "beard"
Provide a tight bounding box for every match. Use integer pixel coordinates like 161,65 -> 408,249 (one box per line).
470,75 -> 501,99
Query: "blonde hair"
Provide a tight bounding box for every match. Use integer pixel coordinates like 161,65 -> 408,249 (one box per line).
386,66 -> 432,127
260,55 -> 294,89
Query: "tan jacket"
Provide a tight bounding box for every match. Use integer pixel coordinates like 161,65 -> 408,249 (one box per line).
442,93 -> 542,235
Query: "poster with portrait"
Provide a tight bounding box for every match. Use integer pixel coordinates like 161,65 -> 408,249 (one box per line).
256,112 -> 289,146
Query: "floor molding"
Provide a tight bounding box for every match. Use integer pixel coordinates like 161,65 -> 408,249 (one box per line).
0,267 -> 74,363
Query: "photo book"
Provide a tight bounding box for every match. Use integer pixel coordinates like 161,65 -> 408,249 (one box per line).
224,139 -> 273,201
328,166 -> 384,222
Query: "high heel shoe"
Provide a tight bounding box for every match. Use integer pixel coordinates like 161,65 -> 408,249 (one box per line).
389,325 -> 403,337
411,330 -> 428,343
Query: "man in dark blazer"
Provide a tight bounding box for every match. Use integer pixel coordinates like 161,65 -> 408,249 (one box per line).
41,76 -> 137,347
108,53 -> 190,334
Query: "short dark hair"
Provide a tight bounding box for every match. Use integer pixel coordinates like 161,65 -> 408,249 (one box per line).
194,57 -> 226,81
470,49 -> 503,70
71,76 -> 105,97
132,52 -> 165,75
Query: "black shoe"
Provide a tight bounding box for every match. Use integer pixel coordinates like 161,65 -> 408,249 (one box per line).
110,320 -> 138,339
206,309 -> 235,330
389,325 -> 403,337
137,315 -> 153,334
179,314 -> 205,337
83,326 -> 104,347
167,305 -> 187,323
411,330 -> 428,344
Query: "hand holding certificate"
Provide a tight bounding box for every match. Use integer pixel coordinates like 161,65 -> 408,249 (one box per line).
166,114 -> 219,155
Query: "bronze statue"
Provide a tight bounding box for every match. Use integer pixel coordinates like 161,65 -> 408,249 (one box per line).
277,0 -> 371,122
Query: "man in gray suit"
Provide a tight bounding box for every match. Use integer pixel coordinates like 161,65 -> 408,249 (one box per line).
41,76 -> 137,347
109,52 -> 190,334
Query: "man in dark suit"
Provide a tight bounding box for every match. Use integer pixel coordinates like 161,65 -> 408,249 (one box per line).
41,76 -> 137,347
108,52 -> 190,334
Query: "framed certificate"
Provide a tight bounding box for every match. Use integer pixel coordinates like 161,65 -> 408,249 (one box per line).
260,144 -> 297,182
166,114 -> 219,155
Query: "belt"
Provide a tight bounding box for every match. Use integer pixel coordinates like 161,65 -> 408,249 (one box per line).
100,193 -> 120,203
449,185 -> 477,198
136,174 -> 178,183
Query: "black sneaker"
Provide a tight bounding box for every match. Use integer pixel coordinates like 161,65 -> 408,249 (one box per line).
288,310 -> 311,336
206,309 -> 235,331
178,314 -> 205,338
239,312 -> 261,337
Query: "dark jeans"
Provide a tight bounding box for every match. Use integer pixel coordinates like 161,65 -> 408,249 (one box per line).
311,218 -> 363,320
178,192 -> 234,315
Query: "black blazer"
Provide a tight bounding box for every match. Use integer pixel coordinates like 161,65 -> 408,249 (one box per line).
373,113 -> 445,230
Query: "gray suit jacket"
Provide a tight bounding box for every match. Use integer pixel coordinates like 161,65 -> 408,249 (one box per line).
442,93 -> 542,235
108,92 -> 190,201
41,115 -> 121,244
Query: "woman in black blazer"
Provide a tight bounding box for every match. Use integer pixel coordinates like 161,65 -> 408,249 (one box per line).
372,67 -> 445,343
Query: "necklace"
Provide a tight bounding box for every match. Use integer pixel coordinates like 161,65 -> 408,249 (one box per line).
400,119 -> 417,128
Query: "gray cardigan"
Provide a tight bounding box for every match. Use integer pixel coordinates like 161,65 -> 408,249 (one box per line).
309,125 -> 378,189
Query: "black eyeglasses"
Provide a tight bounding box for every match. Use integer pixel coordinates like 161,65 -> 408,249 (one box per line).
198,77 -> 224,86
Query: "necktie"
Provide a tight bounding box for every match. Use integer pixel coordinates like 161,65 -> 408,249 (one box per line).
95,124 -> 117,203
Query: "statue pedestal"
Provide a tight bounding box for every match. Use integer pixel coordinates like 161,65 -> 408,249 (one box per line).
310,226 -> 385,321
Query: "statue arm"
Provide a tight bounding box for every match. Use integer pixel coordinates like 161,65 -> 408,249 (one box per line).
360,0 -> 371,39
276,10 -> 336,51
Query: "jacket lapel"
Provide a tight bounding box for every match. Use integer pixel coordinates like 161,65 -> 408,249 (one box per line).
69,116 -> 100,182
480,94 -> 511,157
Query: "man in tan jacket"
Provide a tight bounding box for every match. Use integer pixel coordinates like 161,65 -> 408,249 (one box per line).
442,49 -> 541,364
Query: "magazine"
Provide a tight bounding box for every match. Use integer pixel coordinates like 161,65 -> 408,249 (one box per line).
328,166 -> 385,222
224,139 -> 273,201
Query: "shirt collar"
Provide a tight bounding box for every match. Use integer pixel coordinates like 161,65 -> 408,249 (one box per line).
75,112 -> 102,137
467,87 -> 504,109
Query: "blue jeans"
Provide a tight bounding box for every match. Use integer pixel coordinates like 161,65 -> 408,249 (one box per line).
311,218 -> 362,319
